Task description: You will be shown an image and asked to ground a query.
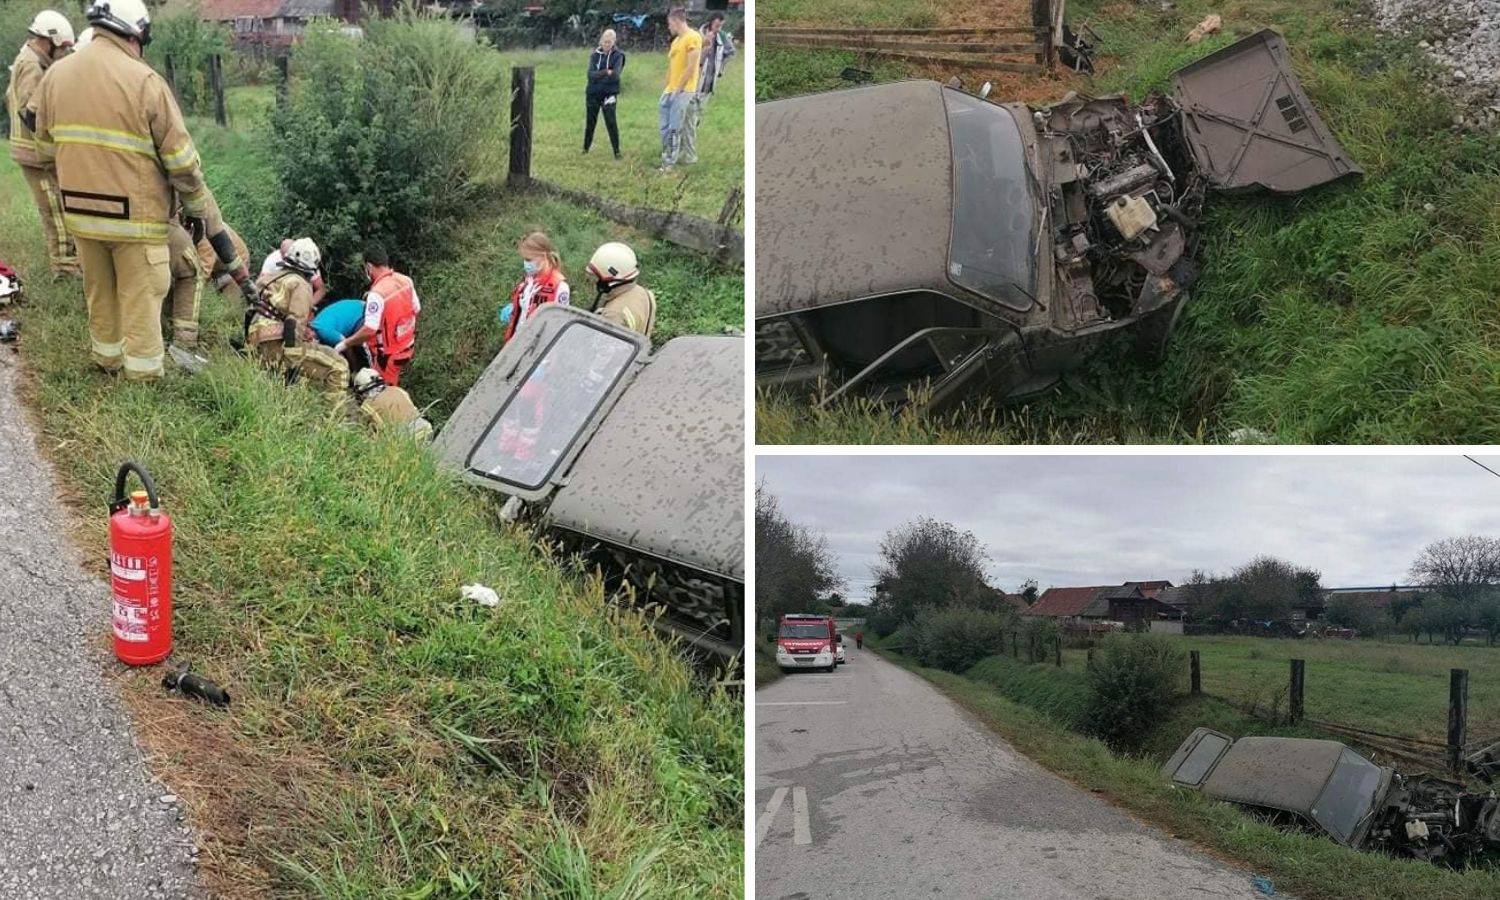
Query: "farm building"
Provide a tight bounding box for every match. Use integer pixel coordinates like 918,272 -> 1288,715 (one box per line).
1023,582 -> 1181,630
1322,585 -> 1426,615
198,1 -> 459,48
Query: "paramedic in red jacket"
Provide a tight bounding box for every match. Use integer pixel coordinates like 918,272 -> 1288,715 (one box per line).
500,231 -> 571,342
336,244 -> 419,386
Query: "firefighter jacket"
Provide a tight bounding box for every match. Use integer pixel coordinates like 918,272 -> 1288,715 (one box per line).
596,281 -> 657,338
248,269 -> 315,346
7,43 -> 51,168
31,31 -> 223,244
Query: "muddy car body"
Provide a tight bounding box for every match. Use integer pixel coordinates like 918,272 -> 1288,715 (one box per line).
755,29 -> 1361,412
1165,727 -> 1500,862
434,305 -> 744,660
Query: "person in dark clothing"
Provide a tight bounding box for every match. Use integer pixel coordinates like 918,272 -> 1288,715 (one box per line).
584,28 -> 625,158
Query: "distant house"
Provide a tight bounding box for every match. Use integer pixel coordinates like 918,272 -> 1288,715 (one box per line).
1322,585 -> 1425,617
200,1 -> 447,48
1024,582 -> 1180,629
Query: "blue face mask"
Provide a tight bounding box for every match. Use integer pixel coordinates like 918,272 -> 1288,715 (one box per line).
523,259 -> 541,276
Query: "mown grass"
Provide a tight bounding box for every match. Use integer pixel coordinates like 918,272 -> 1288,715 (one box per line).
871,645 -> 1500,899
755,0 -> 1500,444
0,101 -> 742,900
507,48 -> 745,222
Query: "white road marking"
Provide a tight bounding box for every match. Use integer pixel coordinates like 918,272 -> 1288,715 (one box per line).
757,700 -> 847,706
756,786 -> 788,847
792,786 -> 812,845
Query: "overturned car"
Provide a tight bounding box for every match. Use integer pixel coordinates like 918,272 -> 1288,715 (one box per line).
434,306 -> 744,661
755,29 -> 1362,413
1164,727 -> 1500,863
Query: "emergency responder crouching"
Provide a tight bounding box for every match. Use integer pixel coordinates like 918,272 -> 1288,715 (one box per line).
587,242 -> 656,338
246,238 -> 348,398
29,0 -> 255,380
7,10 -> 78,278
352,368 -> 432,442
335,245 -> 419,387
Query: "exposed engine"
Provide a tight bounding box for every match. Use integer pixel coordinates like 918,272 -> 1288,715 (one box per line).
1367,773 -> 1500,863
1036,94 -> 1205,330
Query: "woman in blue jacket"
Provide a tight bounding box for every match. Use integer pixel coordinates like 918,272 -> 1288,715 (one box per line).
584,29 -> 625,159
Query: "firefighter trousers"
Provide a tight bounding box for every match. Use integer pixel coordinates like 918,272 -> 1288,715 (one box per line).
166,223 -> 204,347
20,165 -> 78,276
76,238 -> 171,380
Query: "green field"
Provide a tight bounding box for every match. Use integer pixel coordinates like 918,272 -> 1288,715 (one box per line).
0,84 -> 742,899
873,644 -> 1500,900
756,0 -> 1500,444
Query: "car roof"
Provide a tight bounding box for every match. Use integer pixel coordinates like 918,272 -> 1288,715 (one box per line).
546,335 -> 744,582
756,80 -> 955,318
1202,736 -> 1349,815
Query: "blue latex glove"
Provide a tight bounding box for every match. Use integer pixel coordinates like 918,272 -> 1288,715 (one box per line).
498,303 -> 513,327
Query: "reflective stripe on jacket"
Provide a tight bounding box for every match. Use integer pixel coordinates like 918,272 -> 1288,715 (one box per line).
31,32 -> 221,244
7,44 -> 49,167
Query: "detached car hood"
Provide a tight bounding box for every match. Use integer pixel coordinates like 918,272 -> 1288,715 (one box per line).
756,80 -> 954,317
1170,28 -> 1362,193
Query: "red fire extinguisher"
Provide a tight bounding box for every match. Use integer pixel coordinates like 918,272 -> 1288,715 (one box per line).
109,461 -> 172,666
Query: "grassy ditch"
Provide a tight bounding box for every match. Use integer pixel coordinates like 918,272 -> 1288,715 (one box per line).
870,645 -> 1500,899
755,0 -> 1500,444
0,116 -> 741,900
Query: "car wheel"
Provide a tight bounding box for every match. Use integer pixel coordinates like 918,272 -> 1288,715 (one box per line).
825,664 -> 836,673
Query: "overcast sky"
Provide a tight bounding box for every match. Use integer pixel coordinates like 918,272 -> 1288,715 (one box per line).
757,454 -> 1500,601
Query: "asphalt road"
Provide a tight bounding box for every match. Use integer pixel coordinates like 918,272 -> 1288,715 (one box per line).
756,644 -> 1278,900
0,348 -> 199,898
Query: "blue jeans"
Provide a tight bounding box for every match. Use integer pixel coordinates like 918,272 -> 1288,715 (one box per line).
659,91 -> 695,167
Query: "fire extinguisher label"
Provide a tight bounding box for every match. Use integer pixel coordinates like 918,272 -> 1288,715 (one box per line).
110,552 -> 157,643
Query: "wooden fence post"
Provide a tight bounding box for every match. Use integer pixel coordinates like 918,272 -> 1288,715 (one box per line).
1032,0 -> 1055,69
1450,668 -> 1469,776
209,55 -> 227,127
1054,638 -> 1062,667
508,66 -> 535,185
1190,650 -> 1201,695
1028,633 -> 1036,663
1086,646 -> 1094,667
276,55 -> 290,106
1011,632 -> 1018,658
1289,659 -> 1305,724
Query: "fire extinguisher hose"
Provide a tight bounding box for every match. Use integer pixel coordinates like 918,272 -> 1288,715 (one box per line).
110,460 -> 161,514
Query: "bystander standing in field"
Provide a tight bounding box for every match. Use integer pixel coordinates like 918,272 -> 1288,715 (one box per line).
500,231 -> 570,342
583,28 -> 625,159
657,7 -> 701,172
680,12 -> 734,166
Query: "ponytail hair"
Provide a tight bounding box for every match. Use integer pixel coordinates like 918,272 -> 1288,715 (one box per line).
518,230 -> 564,277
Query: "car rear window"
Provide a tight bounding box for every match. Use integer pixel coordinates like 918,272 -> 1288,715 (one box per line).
1172,732 -> 1231,786
1311,749 -> 1383,845
779,623 -> 829,639
465,321 -> 639,492
942,88 -> 1035,312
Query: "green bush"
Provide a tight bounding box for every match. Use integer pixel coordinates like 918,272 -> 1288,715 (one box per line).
1021,616 -> 1062,663
867,603 -> 904,638
269,11 -> 505,289
906,606 -> 1014,673
144,3 -> 233,117
1084,634 -> 1187,752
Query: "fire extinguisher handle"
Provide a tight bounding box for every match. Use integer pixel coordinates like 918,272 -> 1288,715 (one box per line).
110,460 -> 161,514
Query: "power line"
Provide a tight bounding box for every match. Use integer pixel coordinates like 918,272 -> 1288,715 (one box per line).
1465,455 -> 1500,481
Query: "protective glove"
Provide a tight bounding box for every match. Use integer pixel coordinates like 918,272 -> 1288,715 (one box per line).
239,278 -> 259,306
184,215 -> 207,244
497,303 -> 513,327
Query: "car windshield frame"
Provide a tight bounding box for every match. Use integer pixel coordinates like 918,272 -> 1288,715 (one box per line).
779,624 -> 829,639
1310,748 -> 1384,845
941,88 -> 1037,313
463,318 -> 641,493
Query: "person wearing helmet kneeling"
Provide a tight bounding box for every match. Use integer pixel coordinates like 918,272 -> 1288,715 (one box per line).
587,242 -> 656,338
247,238 -> 348,398
352,368 -> 432,442
7,10 -> 78,278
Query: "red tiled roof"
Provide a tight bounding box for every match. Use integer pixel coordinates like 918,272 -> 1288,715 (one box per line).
1026,586 -> 1107,617
200,0 -> 284,19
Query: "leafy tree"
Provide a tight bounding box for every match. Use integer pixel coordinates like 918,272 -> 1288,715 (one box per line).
1410,535 -> 1500,608
1475,593 -> 1500,646
1019,578 -> 1039,606
755,486 -> 842,625
870,517 -> 991,625
145,3 -> 233,117
1325,594 -> 1384,635
1214,556 -> 1321,623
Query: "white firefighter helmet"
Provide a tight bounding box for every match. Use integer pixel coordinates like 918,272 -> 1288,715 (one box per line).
281,238 -> 321,276
586,242 -> 638,284
28,10 -> 77,48
75,27 -> 96,50
352,367 -> 384,398
86,0 -> 151,44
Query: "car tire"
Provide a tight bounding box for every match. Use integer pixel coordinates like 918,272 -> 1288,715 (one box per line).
825,664 -> 836,673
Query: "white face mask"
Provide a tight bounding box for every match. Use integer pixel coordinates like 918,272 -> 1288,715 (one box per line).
523,259 -> 541,277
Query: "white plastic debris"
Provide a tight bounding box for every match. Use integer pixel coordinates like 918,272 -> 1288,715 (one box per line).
461,584 -> 501,607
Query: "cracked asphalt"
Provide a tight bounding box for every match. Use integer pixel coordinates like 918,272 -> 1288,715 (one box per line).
756,645 -> 1280,899
0,348 -> 200,898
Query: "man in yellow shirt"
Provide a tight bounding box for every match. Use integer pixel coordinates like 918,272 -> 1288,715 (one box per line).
658,7 -> 701,172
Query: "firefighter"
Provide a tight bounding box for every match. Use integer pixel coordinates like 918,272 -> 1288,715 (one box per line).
335,245 -> 419,387
7,10 -> 78,278
164,221 -> 203,349
352,368 -> 432,442
28,0 -> 253,380
247,238 -> 347,398
586,242 -> 656,338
